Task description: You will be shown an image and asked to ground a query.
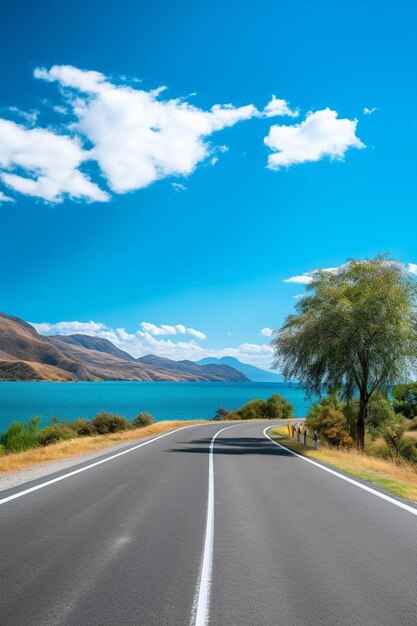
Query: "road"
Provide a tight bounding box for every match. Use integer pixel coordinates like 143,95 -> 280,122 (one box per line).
0,421 -> 416,625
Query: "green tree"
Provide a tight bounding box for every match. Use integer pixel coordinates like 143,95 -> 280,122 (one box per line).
265,394 -> 294,420
272,257 -> 417,450
392,382 -> 417,419
343,392 -> 397,440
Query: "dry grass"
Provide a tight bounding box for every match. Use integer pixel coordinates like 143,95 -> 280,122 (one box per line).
0,420 -> 207,474
270,427 -> 417,502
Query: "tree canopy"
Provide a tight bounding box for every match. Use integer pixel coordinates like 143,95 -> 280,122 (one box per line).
392,382 -> 417,419
272,256 -> 417,449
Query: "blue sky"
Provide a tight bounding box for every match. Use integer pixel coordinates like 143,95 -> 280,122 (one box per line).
0,0 -> 416,368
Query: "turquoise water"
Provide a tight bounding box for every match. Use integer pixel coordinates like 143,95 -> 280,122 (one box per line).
0,381 -> 312,431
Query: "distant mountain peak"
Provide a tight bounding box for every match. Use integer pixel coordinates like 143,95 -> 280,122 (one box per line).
197,356 -> 284,382
136,354 -> 249,382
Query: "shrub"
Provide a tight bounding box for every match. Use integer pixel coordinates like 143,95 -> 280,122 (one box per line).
398,437 -> 417,463
224,410 -> 241,421
368,441 -> 391,460
238,399 -> 267,420
392,382 -> 417,419
382,416 -> 417,463
0,417 -> 40,452
212,407 -> 230,421
92,412 -> 130,434
307,395 -> 340,425
131,412 -> 155,428
69,418 -> 96,436
39,423 -> 75,446
213,394 -> 294,421
306,397 -> 354,448
266,394 -> 294,420
0,444 -> 5,457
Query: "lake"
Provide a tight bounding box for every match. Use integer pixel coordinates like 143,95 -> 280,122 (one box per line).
0,381 -> 312,431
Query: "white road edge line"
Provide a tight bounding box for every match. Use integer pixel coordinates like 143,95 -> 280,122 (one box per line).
0,423 -> 217,506
192,424 -> 238,626
263,426 -> 417,517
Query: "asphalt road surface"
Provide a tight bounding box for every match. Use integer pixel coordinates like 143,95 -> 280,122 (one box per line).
1,421 -> 416,625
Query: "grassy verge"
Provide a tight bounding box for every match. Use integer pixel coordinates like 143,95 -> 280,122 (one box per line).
0,420 -> 207,474
269,426 -> 417,502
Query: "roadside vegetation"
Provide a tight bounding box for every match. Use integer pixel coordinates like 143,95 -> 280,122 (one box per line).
270,256 -> 417,500
0,419 -> 207,474
0,411 -> 160,464
272,256 -> 417,451
300,389 -> 417,464
212,393 -> 294,421
0,411 -> 159,457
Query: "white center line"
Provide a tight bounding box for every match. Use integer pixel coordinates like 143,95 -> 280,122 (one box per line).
192,424 -> 238,626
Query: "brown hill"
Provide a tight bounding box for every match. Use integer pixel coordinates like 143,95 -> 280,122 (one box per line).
49,336 -> 202,381
0,360 -> 77,381
0,313 -> 94,381
137,355 -> 249,382
53,334 -> 136,361
0,312 -> 250,382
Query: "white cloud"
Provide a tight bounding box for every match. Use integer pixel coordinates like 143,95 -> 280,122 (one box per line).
263,95 -> 298,118
172,182 -> 186,192
0,119 -> 109,202
363,107 -> 378,115
35,65 -> 262,194
284,266 -> 341,284
34,66 -> 106,93
1,66 -> 366,205
31,320 -> 107,335
187,327 -> 206,340
0,190 -> 14,203
407,263 -> 417,276
140,322 -> 177,336
260,327 -> 274,337
283,273 -> 314,285
53,105 -> 68,115
8,106 -> 39,126
32,319 -> 273,368
139,322 -> 206,339
0,66 -> 368,205
265,108 -> 365,170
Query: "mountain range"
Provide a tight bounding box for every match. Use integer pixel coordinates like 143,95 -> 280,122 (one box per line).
197,357 -> 283,382
0,312 -> 250,382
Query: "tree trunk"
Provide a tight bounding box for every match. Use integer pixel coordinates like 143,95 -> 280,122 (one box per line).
357,396 -> 368,451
